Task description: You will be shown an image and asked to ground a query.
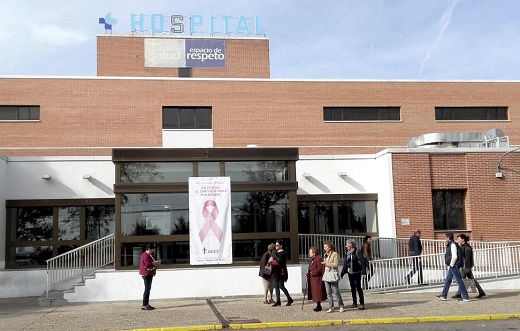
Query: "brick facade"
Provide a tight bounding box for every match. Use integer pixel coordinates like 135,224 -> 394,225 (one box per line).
393,152 -> 520,241
1,78 -> 520,157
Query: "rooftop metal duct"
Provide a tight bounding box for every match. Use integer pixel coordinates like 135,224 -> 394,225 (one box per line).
408,129 -> 509,148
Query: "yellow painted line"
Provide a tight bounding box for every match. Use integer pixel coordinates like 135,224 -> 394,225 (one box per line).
117,314 -> 520,331
348,317 -> 419,324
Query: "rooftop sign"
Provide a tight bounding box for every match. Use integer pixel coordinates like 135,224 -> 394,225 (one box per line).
99,13 -> 266,36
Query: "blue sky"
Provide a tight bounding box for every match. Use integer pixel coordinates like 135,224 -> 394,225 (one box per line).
0,0 -> 519,80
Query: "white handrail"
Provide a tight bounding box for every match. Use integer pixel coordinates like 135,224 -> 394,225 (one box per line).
46,234 -> 115,298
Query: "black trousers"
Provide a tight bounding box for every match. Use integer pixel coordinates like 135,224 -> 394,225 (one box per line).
142,275 -> 153,306
408,256 -> 423,284
347,272 -> 364,305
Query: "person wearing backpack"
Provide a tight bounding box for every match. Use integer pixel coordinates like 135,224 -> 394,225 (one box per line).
435,232 -> 470,302
340,239 -> 367,310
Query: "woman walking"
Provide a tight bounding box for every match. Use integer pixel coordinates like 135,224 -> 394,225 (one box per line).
305,246 -> 327,311
259,243 -> 275,304
269,239 -> 294,306
361,235 -> 374,288
322,241 -> 345,313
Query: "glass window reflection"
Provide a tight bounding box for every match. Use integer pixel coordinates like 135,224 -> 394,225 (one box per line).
86,205 -> 115,240
58,207 -> 81,240
231,191 -> 289,233
225,161 -> 287,181
12,207 -> 53,241
121,193 -> 189,236
120,162 -> 193,183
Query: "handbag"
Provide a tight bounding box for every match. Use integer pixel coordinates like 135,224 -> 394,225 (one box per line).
263,263 -> 272,275
464,278 -> 476,293
322,268 -> 339,282
145,266 -> 156,277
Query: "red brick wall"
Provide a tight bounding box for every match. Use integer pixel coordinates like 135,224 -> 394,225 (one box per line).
1,79 -> 520,157
97,36 -> 270,78
393,152 -> 520,241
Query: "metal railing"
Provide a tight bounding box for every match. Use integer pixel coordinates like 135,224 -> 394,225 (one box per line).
46,234 -> 115,297
363,245 -> 520,291
299,234 -> 520,260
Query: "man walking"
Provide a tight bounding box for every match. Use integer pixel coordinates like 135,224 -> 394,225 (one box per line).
406,229 -> 424,285
435,232 -> 470,302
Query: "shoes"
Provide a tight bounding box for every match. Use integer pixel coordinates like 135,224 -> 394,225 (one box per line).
435,295 -> 447,301
350,304 -> 358,308
326,308 -> 333,313
458,298 -> 470,302
272,301 -> 281,307
451,294 -> 461,299
358,304 -> 365,310
313,306 -> 322,312
263,300 -> 270,304
268,299 -> 275,304
141,305 -> 153,310
147,305 -> 155,310
285,298 -> 294,306
476,293 -> 486,298
339,307 -> 345,312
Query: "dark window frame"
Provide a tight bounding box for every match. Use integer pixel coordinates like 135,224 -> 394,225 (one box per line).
162,106 -> 212,129
432,190 -> 467,231
6,199 -> 115,268
324,107 -> 400,122
435,107 -> 508,121
0,106 -> 40,121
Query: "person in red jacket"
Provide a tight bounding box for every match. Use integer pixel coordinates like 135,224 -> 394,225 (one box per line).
305,246 -> 327,311
139,243 -> 161,310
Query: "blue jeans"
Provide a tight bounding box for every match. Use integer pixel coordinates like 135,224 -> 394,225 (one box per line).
324,281 -> 344,309
441,266 -> 469,299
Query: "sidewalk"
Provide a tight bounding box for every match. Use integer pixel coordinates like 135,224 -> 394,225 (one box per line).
1,290 -> 519,331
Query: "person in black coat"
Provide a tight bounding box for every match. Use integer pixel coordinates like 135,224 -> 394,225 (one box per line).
340,240 -> 367,310
269,239 -> 293,307
406,229 -> 424,285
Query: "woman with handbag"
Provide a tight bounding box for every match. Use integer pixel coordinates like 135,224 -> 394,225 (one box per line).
453,234 -> 486,299
305,246 -> 327,311
269,239 -> 294,307
259,243 -> 275,304
139,243 -> 161,311
321,241 -> 345,313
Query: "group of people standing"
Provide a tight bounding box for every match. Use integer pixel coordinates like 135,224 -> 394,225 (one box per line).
260,236 -> 373,312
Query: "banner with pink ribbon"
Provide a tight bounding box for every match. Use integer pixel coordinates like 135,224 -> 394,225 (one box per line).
189,177 -> 232,265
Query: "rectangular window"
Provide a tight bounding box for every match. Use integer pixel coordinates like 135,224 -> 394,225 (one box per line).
435,107 -> 508,121
121,193 -> 190,236
324,107 -> 400,121
224,161 -> 288,181
178,67 -> 192,77
163,107 -> 212,129
314,202 -> 334,234
120,162 -> 193,183
432,190 -> 466,230
0,106 -> 40,120
338,201 -> 374,234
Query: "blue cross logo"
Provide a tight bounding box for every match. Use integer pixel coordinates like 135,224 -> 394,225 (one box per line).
99,13 -> 117,32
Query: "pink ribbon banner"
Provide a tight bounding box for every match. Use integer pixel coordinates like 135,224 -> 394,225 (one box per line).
199,200 -> 224,242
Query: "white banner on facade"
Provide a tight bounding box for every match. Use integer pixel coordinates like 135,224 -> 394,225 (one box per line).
189,177 -> 232,265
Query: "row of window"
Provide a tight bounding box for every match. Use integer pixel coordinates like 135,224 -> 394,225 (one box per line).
324,107 -> 508,122
7,189 -> 464,268
1,106 -> 507,125
120,161 -> 288,183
